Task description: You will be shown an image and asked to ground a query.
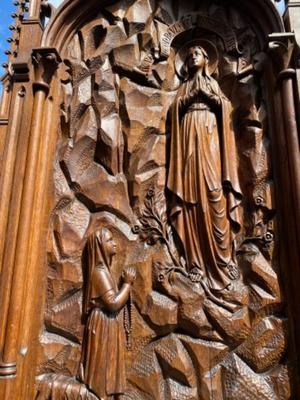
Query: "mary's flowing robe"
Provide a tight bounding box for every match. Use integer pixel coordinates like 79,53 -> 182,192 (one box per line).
167,73 -> 242,290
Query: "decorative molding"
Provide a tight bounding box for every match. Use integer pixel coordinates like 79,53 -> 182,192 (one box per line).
32,47 -> 61,94
268,32 -> 296,75
10,62 -> 30,82
0,361 -> 17,378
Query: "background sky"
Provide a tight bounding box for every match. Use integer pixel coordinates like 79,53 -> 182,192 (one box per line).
0,0 -> 63,84
0,0 -> 286,91
0,0 -> 15,79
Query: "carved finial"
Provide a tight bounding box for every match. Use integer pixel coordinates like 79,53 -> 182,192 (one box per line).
3,0 -> 28,64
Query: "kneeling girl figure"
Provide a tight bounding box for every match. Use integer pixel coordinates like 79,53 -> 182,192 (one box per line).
79,227 -> 136,400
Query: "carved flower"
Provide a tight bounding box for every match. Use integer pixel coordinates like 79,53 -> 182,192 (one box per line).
255,196 -> 264,206
147,188 -> 155,198
264,231 -> 274,242
147,238 -> 154,246
132,225 -> 140,234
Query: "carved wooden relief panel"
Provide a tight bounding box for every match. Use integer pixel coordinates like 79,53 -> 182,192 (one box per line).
34,1 -> 291,398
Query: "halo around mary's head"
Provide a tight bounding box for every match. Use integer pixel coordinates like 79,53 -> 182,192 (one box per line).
175,39 -> 219,79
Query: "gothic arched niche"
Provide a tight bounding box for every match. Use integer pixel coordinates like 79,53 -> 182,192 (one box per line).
35,1 -> 292,399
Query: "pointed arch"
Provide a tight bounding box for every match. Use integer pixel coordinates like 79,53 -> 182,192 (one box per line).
42,0 -> 284,53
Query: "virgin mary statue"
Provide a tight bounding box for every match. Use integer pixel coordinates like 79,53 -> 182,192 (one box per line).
167,40 -> 242,291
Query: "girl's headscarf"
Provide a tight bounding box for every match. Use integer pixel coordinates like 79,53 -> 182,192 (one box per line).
83,227 -> 112,315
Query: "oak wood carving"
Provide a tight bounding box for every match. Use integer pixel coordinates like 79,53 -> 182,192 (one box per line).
1,0 -> 300,399
34,2 -> 291,397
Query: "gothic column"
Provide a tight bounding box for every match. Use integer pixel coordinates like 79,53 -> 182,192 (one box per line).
284,0 -> 300,129
0,48 -> 60,397
267,32 -> 300,395
268,33 -> 300,239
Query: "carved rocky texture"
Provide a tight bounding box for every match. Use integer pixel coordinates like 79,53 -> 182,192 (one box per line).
232,77 -> 275,246
127,330 -> 289,399
52,199 -> 90,259
141,291 -> 178,333
128,129 -> 167,204
93,58 -> 119,103
36,332 -> 81,377
130,306 -> 157,354
203,302 -> 252,347
60,137 -> 133,222
268,365 -> 292,400
79,18 -> 109,61
72,105 -> 98,143
127,334 -> 198,400
95,112 -> 124,176
76,165 -> 133,221
56,57 -> 134,224
238,126 -> 270,186
53,158 -> 73,203
221,354 -> 288,399
200,365 -> 223,400
112,37 -> 142,71
97,22 -> 128,56
155,337 -> 197,388
127,333 -> 230,400
124,0 -> 155,37
45,290 -> 84,344
138,20 -> 160,53
235,316 -> 288,373
237,119 -> 273,218
67,56 -> 126,177
47,261 -> 82,304
38,0 -> 291,397
35,374 -> 98,400
130,251 -> 154,297
154,3 -> 176,25
180,336 -> 229,376
105,1 -> 129,22
142,262 -> 229,342
238,243 -> 281,312
178,300 -> 223,341
119,78 -> 173,153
